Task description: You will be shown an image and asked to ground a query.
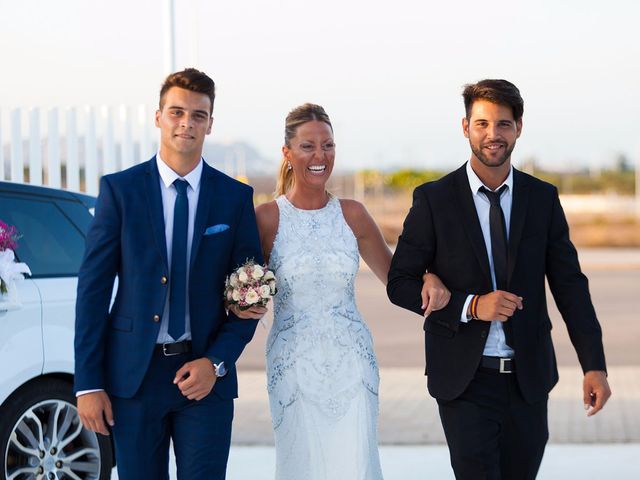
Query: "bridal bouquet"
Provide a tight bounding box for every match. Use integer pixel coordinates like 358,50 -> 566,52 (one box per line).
0,220 -> 31,300
224,260 -> 277,310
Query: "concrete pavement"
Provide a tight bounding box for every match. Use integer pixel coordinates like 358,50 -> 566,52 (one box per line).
112,444 -> 640,479
231,366 -> 640,445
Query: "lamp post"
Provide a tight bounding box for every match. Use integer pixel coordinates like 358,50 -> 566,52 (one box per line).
163,0 -> 176,75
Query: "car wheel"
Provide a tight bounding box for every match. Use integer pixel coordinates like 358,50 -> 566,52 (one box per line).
0,377 -> 113,480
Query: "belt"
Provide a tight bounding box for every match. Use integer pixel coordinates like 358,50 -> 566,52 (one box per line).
155,340 -> 192,356
480,356 -> 515,374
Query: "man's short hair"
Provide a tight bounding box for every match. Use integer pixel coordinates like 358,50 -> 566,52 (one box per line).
462,79 -> 524,121
159,68 -> 216,114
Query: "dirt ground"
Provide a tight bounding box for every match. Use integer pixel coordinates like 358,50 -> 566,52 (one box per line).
369,195 -> 640,247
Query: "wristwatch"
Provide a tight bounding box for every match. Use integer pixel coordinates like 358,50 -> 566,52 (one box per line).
212,360 -> 227,378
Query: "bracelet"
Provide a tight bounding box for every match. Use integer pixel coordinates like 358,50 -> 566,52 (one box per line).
470,294 -> 480,320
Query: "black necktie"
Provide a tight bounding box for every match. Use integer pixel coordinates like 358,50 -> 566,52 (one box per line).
169,179 -> 188,340
480,185 -> 513,347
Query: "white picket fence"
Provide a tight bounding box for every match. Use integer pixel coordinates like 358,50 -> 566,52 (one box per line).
0,106 -> 158,195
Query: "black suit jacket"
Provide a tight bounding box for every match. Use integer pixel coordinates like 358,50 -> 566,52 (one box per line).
387,164 -> 606,402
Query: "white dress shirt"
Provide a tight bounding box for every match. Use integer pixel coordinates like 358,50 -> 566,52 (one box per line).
459,161 -> 515,358
155,153 -> 202,343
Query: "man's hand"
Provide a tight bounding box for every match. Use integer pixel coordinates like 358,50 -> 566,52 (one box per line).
475,291 -> 523,321
583,370 -> 611,416
421,272 -> 451,317
228,303 -> 268,320
174,357 -> 217,401
77,391 -> 114,435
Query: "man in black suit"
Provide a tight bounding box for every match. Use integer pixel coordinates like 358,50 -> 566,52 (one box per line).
387,79 -> 611,479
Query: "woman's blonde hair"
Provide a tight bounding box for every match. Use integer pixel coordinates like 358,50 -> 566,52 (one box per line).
274,103 -> 333,197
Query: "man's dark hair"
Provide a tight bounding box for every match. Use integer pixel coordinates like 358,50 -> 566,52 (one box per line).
462,79 -> 524,121
159,68 -> 216,114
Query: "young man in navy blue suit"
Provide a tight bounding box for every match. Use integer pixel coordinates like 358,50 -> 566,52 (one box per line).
388,79 -> 611,479
74,68 -> 266,479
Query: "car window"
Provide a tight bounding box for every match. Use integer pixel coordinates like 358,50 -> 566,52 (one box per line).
0,194 -> 86,277
57,200 -> 94,233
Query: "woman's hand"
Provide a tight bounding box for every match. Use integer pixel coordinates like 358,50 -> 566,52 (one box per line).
227,302 -> 268,320
421,272 -> 451,317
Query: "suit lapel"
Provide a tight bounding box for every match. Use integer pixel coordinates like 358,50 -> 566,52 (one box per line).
144,157 -> 168,269
507,168 -> 530,286
451,165 -> 492,284
190,162 -> 216,271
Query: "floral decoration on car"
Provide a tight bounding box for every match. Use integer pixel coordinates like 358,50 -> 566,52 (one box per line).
0,220 -> 31,302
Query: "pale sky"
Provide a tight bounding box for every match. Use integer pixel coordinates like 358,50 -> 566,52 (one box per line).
1,0 -> 639,171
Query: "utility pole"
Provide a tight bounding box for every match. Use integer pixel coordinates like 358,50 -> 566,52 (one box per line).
163,0 -> 176,74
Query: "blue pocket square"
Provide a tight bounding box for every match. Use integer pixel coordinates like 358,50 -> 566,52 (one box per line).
204,224 -> 230,235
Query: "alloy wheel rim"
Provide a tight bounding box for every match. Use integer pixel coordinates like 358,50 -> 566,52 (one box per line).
4,399 -> 101,480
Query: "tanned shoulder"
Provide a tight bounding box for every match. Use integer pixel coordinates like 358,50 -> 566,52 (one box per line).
339,198 -> 370,239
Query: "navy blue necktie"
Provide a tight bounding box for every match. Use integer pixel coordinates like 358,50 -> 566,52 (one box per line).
169,179 -> 189,340
480,185 -> 513,347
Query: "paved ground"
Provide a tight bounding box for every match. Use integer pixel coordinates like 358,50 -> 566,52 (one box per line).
113,444 -> 640,479
232,365 -> 640,445
223,444 -> 640,479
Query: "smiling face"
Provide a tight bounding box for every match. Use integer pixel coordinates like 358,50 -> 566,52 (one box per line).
463,99 -> 522,170
283,120 -> 335,192
155,86 -> 213,173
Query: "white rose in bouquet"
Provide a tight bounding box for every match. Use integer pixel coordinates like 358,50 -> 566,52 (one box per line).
252,265 -> 264,279
263,270 -> 275,281
231,289 -> 241,302
238,270 -> 249,283
245,289 -> 260,305
259,284 -> 271,299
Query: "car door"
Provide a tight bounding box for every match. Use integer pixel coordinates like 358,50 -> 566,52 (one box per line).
0,193 -> 89,376
0,278 -> 43,403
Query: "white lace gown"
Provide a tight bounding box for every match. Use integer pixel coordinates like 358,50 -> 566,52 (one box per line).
266,195 -> 384,480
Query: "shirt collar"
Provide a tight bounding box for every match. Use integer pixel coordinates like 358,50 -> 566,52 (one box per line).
156,152 -> 203,192
466,161 -> 513,196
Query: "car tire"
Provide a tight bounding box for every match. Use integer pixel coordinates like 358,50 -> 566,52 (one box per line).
0,377 -> 113,480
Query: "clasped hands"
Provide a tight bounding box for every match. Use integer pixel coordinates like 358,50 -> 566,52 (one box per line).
421,274 -> 524,321
78,357 -> 217,435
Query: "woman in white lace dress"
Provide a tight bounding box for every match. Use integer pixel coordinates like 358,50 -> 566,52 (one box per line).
253,104 -> 449,480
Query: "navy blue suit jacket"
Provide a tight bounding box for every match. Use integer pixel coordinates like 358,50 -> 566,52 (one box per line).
74,157 -> 263,399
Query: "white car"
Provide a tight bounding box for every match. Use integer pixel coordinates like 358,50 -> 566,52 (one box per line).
0,181 -> 113,479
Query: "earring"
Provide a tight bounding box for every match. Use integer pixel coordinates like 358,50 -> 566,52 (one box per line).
287,162 -> 292,170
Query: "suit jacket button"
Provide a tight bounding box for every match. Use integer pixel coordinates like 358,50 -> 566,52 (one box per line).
153,315 -> 161,322
161,276 -> 168,285
481,330 -> 487,338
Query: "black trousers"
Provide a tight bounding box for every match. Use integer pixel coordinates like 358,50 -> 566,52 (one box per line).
437,367 -> 548,480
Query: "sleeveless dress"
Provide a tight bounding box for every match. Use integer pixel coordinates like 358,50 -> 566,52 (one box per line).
266,195 -> 384,480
